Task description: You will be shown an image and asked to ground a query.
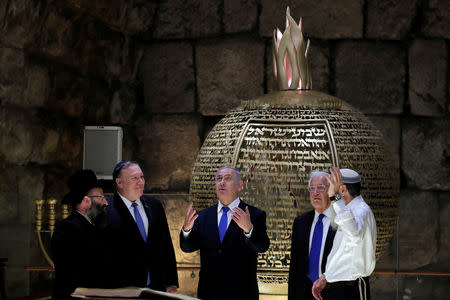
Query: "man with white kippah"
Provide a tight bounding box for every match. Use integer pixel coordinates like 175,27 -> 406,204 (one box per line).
312,167 -> 377,300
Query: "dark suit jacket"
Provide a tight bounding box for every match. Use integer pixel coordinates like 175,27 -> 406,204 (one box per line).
105,193 -> 178,291
288,210 -> 336,300
180,200 -> 270,300
51,211 -> 106,300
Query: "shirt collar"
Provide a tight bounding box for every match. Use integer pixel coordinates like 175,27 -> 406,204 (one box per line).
217,197 -> 240,213
314,205 -> 332,220
76,210 -> 93,225
345,195 -> 364,208
118,192 -> 143,210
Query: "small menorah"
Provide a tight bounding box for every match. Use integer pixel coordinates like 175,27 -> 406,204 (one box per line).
34,199 -> 70,268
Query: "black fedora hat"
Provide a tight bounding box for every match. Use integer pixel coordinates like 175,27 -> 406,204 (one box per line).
62,169 -> 102,206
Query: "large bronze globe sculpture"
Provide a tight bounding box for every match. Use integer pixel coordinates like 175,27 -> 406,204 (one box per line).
189,8 -> 399,297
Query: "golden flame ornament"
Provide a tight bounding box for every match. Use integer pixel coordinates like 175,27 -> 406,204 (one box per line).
273,7 -> 312,90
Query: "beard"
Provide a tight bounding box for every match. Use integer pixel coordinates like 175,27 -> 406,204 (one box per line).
87,202 -> 108,228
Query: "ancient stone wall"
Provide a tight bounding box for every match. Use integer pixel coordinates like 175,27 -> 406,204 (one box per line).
0,0 -> 448,298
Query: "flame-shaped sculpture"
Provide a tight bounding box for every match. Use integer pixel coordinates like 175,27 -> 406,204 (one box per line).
273,7 -> 312,90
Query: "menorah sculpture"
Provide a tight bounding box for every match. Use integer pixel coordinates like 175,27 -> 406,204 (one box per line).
34,199 -> 70,268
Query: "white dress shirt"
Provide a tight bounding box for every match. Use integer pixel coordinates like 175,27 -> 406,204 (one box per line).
182,197 -> 252,238
309,206 -> 334,278
118,192 -> 149,236
324,196 -> 377,282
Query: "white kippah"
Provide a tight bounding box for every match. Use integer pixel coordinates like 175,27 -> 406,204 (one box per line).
340,168 -> 361,183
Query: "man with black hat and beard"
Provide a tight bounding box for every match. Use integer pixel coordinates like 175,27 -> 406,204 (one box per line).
51,169 -> 108,300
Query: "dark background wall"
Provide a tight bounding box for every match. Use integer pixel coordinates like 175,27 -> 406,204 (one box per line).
0,0 -> 449,299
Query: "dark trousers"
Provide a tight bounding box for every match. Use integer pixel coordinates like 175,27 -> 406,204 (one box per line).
323,277 -> 371,300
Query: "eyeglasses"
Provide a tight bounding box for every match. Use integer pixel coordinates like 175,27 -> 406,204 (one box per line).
215,175 -> 234,183
308,185 -> 327,193
128,175 -> 145,182
88,195 -> 106,200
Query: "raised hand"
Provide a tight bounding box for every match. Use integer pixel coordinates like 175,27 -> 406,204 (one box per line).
232,206 -> 253,233
327,166 -> 342,197
183,203 -> 198,232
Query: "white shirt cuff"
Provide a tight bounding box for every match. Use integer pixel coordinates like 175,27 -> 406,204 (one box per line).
181,226 -> 191,238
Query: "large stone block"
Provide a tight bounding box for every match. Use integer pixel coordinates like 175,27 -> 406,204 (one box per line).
135,115 -> 201,190
438,192 -> 450,269
48,71 -> 86,118
0,166 -> 44,224
368,116 -> 400,169
36,7 -> 74,59
0,225 -> 32,298
156,194 -> 200,264
0,50 -> 48,108
422,0 -> 450,39
153,0 -> 221,39
259,0 -> 363,38
155,193 -> 199,296
63,0 -> 124,29
64,0 -> 155,34
335,41 -> 405,114
409,39 -> 447,116
0,47 -> 25,82
140,42 -> 195,113
401,276 -> 446,299
45,167 -> 72,202
0,107 -> 36,165
366,0 -> 420,39
0,105 -> 82,166
1,0 -> 45,48
370,274 -> 401,299
197,38 -> 265,116
109,85 -> 137,124
124,2 -> 156,34
224,0 -> 258,33
36,7 -> 128,80
402,117 -> 450,190
0,47 -> 25,105
397,191 -> 438,269
23,64 -> 49,108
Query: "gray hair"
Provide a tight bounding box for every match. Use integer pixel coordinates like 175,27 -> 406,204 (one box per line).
307,170 -> 330,189
215,166 -> 242,182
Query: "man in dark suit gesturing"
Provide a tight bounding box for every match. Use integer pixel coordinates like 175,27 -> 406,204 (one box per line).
105,161 -> 178,292
288,169 -> 340,300
180,166 -> 270,300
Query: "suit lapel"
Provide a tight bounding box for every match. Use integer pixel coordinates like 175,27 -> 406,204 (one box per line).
113,193 -> 146,244
206,204 -> 220,245
141,197 -> 152,236
305,210 -> 314,251
221,200 -> 245,244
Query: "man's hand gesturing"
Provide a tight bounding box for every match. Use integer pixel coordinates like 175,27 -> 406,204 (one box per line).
327,166 -> 342,197
183,203 -> 198,232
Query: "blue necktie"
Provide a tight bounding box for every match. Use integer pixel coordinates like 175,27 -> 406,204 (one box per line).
308,214 -> 325,282
132,202 -> 151,285
132,202 -> 147,242
218,206 -> 230,243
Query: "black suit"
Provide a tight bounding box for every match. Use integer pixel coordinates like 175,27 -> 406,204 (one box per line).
288,210 -> 336,300
180,200 -> 270,300
51,212 -> 106,300
105,193 -> 178,291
